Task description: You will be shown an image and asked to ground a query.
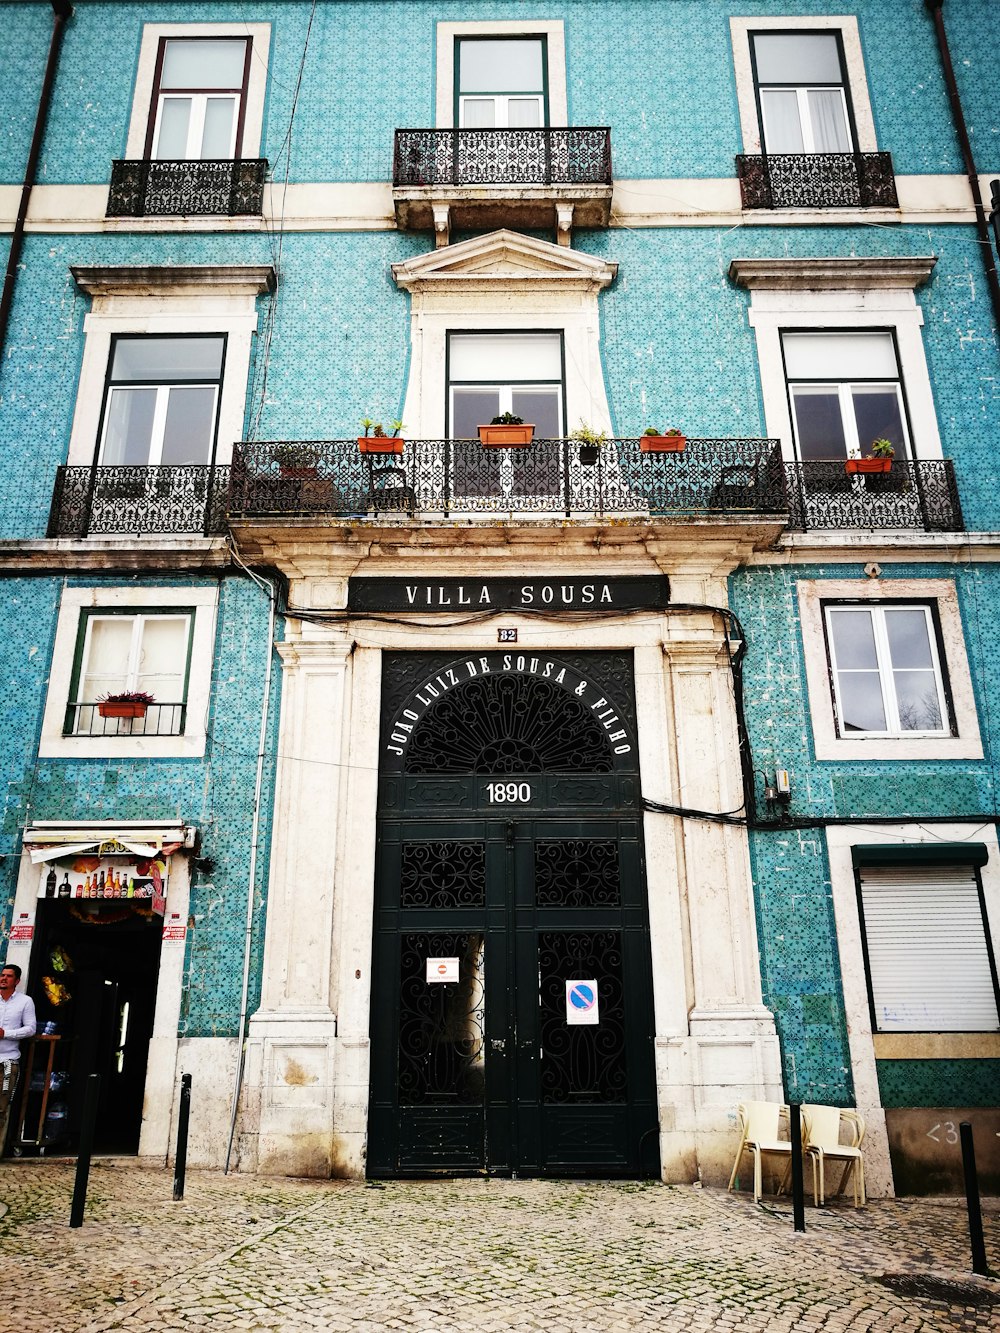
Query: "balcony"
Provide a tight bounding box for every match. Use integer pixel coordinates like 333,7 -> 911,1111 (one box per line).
784,460 -> 964,532
48,465 -> 230,538
106,159 -> 267,217
735,152 -> 898,210
228,438 -> 787,521
392,128 -> 612,243
64,702 -> 186,737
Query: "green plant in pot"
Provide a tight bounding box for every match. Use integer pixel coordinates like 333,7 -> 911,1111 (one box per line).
358,418 -> 405,454
640,426 -> 687,454
846,438 -> 894,474
570,421 -> 608,466
275,444 -> 321,476
478,411 -> 535,447
97,689 -> 156,720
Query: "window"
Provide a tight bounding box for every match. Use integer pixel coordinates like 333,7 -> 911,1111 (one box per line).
825,604 -> 949,738
146,37 -> 251,159
783,331 -> 909,462
98,335 -> 225,467
66,610 -> 194,737
448,332 -> 564,438
40,586 -> 218,760
124,24 -> 270,163
456,37 -> 547,128
751,31 -> 852,154
857,864 -> 1000,1033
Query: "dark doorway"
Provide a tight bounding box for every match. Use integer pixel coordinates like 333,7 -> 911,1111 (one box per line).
368,651 -> 659,1178
23,899 -> 163,1154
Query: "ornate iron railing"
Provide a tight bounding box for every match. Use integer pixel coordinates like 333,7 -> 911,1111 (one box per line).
107,159 -> 267,217
735,152 -> 898,209
64,702 -> 186,738
48,465 -> 231,537
228,439 -> 788,519
784,460 -> 964,532
393,129 -> 612,187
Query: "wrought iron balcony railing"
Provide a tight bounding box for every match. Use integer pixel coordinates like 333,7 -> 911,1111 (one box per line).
393,129 -> 612,187
735,152 -> 898,210
107,159 -> 267,217
229,439 -> 788,520
48,465 -> 231,537
64,702 -> 186,738
784,460 -> 963,532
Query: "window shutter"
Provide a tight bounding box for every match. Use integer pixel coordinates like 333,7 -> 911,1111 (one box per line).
859,866 -> 1000,1032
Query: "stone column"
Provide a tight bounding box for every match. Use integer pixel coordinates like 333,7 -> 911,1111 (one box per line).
242,632 -> 353,1177
655,618 -> 782,1184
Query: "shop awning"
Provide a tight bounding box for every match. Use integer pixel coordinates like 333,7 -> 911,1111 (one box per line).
24,820 -> 193,864
851,841 -> 989,869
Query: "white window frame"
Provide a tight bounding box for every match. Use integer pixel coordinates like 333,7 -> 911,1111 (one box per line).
40,587 -> 218,760
70,610 -> 193,737
731,16 -> 877,156
731,257 -> 942,466
152,93 -> 240,162
826,824 -> 1000,1091
436,21 -> 567,129
124,22 -> 270,161
752,31 -> 852,154
67,266 -> 274,471
798,580 -> 982,761
825,603 -> 950,740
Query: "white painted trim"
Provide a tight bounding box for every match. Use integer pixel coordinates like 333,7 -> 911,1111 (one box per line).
125,22 -> 271,159
39,585 -> 218,760
435,21 -> 567,128
797,578 -> 983,761
730,16 -> 877,155
825,821 -> 1000,1196
745,287 -> 943,464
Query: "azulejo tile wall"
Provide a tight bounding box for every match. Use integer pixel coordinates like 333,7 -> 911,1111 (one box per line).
0,574 -> 279,1037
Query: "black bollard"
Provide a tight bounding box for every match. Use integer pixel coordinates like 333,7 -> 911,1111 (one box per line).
959,1122 -> 989,1276
173,1072 -> 192,1201
788,1102 -> 806,1232
69,1073 -> 100,1228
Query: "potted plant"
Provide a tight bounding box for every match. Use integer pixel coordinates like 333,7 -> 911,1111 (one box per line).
570,421 -> 607,466
640,426 -> 687,453
97,690 -> 155,720
275,444 -> 321,478
846,439 -> 894,474
478,412 -> 535,447
358,419 -> 405,454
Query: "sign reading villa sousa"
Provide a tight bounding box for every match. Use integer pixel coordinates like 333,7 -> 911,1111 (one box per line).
349,576 -> 670,613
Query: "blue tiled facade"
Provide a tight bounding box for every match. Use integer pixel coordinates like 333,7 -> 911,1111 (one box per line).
1,0 -> 997,1185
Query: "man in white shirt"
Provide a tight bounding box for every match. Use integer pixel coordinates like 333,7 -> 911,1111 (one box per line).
0,963 -> 37,1155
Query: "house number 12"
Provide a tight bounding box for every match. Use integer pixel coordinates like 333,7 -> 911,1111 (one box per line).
487,782 -> 531,803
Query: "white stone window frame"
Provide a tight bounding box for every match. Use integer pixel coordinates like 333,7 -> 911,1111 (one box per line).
124,22 -> 271,161
39,585 -> 218,760
67,266 -> 275,469
730,16 -> 877,156
391,232 -> 617,442
435,21 -> 567,128
798,578 -> 983,761
732,257 -> 942,465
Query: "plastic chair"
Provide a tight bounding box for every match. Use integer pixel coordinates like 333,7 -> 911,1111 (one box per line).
728,1101 -> 792,1202
801,1104 -> 866,1207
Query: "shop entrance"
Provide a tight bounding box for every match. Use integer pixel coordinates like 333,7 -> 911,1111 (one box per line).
368,651 -> 659,1178
20,899 -> 163,1155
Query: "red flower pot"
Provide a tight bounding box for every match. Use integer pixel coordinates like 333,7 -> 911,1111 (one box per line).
98,701 -> 148,719
358,436 -> 404,454
845,457 -> 892,474
478,424 -> 535,447
640,433 -> 686,453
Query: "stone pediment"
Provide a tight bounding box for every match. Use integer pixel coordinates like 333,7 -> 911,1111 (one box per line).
391,230 -> 617,292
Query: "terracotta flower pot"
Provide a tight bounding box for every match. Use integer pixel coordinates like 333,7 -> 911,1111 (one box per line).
358,436 -> 404,454
478,424 -> 535,447
98,701 -> 148,719
640,433 -> 686,453
845,457 -> 892,474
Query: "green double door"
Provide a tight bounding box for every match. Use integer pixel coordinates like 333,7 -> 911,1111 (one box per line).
368,815 -> 659,1177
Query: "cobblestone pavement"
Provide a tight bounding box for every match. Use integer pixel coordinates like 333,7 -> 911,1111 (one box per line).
0,1162 -> 997,1332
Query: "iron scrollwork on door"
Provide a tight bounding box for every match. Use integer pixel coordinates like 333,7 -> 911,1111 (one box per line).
398,932 -> 486,1106
534,839 -> 621,907
537,930 -> 627,1105
400,842 -> 486,908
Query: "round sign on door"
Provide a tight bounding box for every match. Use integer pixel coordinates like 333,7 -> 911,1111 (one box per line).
565,978 -> 600,1025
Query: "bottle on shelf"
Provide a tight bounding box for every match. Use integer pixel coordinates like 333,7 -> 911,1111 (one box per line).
58,873 -> 71,899
97,869 -> 106,896
45,867 -> 57,898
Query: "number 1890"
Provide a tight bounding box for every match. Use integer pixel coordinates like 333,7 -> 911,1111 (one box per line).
487,782 -> 531,803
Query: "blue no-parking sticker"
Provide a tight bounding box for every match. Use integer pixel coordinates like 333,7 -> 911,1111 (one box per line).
565,978 -> 600,1026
